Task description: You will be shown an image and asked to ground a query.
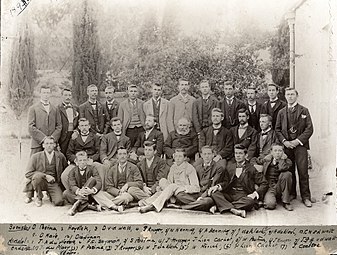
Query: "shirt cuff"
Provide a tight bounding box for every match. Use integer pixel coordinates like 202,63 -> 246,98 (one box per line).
296,139 -> 303,146
253,191 -> 259,200
92,187 -> 97,194
75,188 -> 80,195
217,184 -> 222,192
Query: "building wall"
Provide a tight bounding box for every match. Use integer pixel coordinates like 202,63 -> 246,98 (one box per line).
294,0 -> 336,167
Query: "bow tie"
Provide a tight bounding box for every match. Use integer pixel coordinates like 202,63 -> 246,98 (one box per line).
42,103 -> 50,107
81,133 -> 89,137
239,126 -> 247,129
64,104 -> 72,109
236,163 -> 245,168
79,168 -> 86,171
213,126 -> 221,130
89,102 -> 97,105
270,100 -> 277,104
107,103 -> 114,106
261,131 -> 269,136
115,133 -> 122,136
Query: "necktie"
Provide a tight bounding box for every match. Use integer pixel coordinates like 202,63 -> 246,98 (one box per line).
249,104 -> 255,113
64,104 -> 72,109
289,106 -> 295,113
42,103 -> 49,107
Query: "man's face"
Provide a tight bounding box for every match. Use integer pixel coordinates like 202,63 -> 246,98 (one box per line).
41,88 -> 51,102
178,80 -> 190,95
62,90 -> 72,104
43,138 -> 55,153
117,149 -> 128,163
234,149 -> 246,163
111,120 -> 122,134
128,87 -> 138,100
152,85 -> 162,99
145,116 -> 155,130
211,111 -> 223,125
199,82 -> 210,96
223,85 -> 234,97
238,112 -> 248,125
201,148 -> 214,164
271,145 -> 284,160
259,117 -> 270,131
177,120 -> 190,134
173,151 -> 185,165
87,86 -> 98,100
78,121 -> 90,134
105,88 -> 114,101
246,89 -> 256,100
285,90 -> 298,105
267,86 -> 278,100
144,146 -> 156,159
75,155 -> 88,169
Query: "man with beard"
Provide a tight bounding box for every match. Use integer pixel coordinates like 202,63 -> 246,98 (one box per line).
168,78 -> 195,130
245,87 -> 262,132
143,82 -> 173,140
79,84 -> 105,136
58,88 -> 79,156
230,108 -> 258,161
103,86 -> 119,134
192,80 -> 220,135
163,117 -> 198,166
199,108 -> 234,163
131,114 -> 164,161
118,85 -> 145,147
261,83 -> 286,128
220,82 -> 246,129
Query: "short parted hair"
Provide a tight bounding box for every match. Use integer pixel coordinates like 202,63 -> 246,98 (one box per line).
247,87 -> 257,93
259,113 -> 272,123
76,151 -> 88,158
271,142 -> 284,150
178,77 -> 189,83
211,107 -> 224,117
285,87 -> 299,95
117,146 -> 128,153
144,140 -> 157,151
87,84 -> 97,91
110,117 -> 122,124
152,82 -> 162,88
267,83 -> 279,90
223,81 -> 235,88
237,108 -> 249,117
234,144 -> 248,154
40,85 -> 51,92
199,79 -> 209,86
78,118 -> 89,124
62,88 -> 72,94
105,86 -> 115,92
200,145 -> 216,154
43,136 -> 56,144
127,84 -> 138,90
174,148 -> 187,156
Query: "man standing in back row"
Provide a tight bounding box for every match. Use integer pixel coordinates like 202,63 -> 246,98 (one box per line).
275,88 -> 314,207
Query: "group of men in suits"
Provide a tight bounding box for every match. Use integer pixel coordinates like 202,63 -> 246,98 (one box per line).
24,79 -> 314,217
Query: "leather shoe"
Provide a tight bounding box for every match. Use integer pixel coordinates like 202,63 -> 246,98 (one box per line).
35,199 -> 42,207
139,205 -> 155,213
230,208 -> 246,218
109,203 -> 124,212
24,197 -> 33,204
283,203 -> 294,211
303,199 -> 312,207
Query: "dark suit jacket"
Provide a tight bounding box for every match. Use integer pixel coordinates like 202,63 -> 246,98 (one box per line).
137,156 -> 168,193
28,102 -> 62,149
66,132 -> 100,163
68,165 -> 102,194
58,103 -> 79,145
256,129 -> 279,161
199,126 -> 234,160
220,97 -> 246,129
163,131 -> 198,159
192,96 -> 220,133
262,154 -> 292,177
230,125 -> 258,160
245,101 -> 262,132
195,160 -> 225,196
103,100 -> 119,134
275,104 -> 313,149
100,132 -> 131,162
219,160 -> 268,199
105,162 -> 143,196
79,101 -> 105,134
261,98 -> 286,128
24,151 -> 67,192
133,128 -> 164,156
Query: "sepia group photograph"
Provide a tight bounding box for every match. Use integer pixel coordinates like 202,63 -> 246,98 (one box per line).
0,0 -> 336,229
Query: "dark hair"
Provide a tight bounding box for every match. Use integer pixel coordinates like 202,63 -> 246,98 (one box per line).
144,140 -> 156,151
267,83 -> 279,90
128,84 -> 138,90
110,117 -> 122,124
40,85 -> 51,92
223,81 -> 235,88
238,108 -> 249,117
78,118 -> 89,124
174,148 -> 187,156
234,144 -> 248,154
247,87 -> 257,93
62,88 -> 72,94
199,79 -> 209,86
117,146 -> 128,153
152,82 -> 162,88
105,86 -> 115,92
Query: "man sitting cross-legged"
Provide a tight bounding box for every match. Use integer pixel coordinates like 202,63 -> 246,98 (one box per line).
208,144 -> 268,218
262,143 -> 293,211
94,147 -> 145,212
139,148 -> 200,213
64,151 -> 102,216
24,136 -> 67,207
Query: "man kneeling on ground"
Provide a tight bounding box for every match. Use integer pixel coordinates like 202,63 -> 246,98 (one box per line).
64,151 -> 102,216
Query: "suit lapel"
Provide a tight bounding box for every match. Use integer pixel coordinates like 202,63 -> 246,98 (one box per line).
38,102 -> 48,114
112,165 -> 118,187
86,102 -> 94,117
59,104 -> 67,118
159,99 -> 165,117
41,152 -> 46,172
